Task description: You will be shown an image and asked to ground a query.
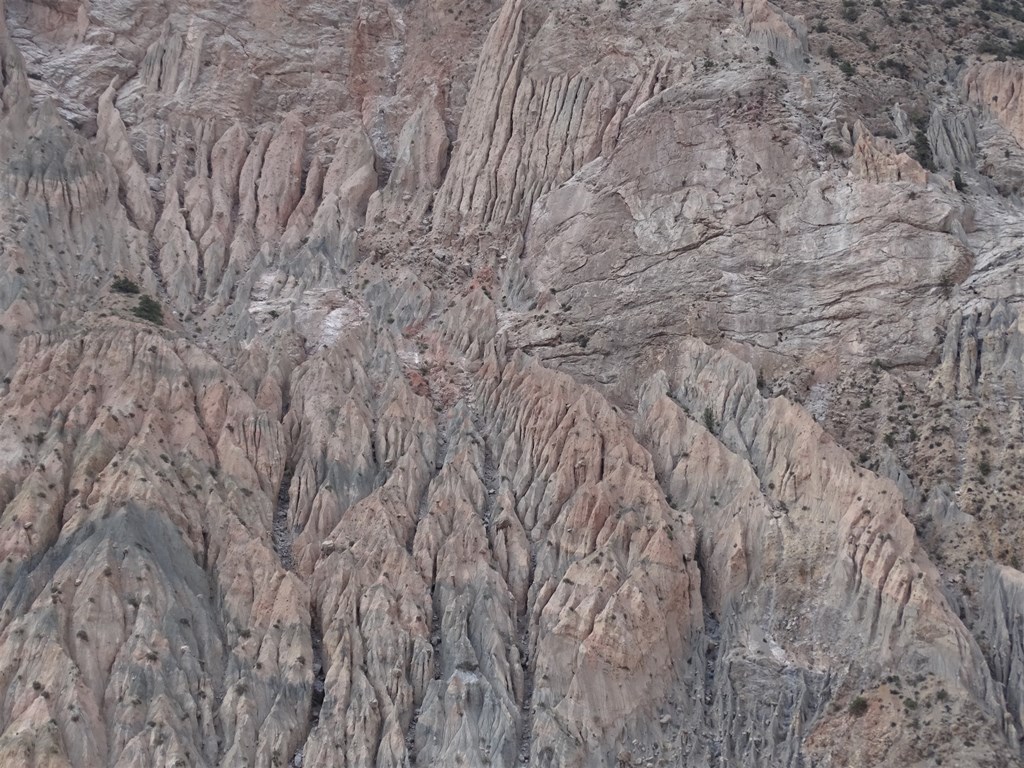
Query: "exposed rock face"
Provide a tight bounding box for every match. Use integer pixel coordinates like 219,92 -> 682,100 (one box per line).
4,0 -> 1024,766
367,97 -> 449,229
965,62 -> 1024,146
852,124 -> 930,185
735,0 -> 808,67
639,340 -> 1018,766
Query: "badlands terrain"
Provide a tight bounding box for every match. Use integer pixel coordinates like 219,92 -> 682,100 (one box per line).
3,0 -> 1024,765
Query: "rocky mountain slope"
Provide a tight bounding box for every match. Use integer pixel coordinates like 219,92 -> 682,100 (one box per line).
3,0 -> 1024,765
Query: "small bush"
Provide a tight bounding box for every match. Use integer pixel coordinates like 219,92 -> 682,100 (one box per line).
849,696 -> 869,717
132,295 -> 164,325
880,58 -> 912,79
913,119 -> 935,171
76,629 -> 89,642
111,276 -> 140,294
703,406 -> 716,434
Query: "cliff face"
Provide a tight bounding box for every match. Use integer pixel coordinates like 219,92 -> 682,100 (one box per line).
3,0 -> 1024,765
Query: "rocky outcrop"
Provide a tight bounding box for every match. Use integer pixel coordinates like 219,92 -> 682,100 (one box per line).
366,97 -> 448,229
432,0 -> 616,236
96,85 -> 156,234
259,293 -> 707,765
0,0 -> 28,119
477,350 -> 705,766
0,328 -> 307,767
852,124 -> 929,185
975,565 -> 1024,739
0,102 -> 154,368
641,339 -> 1015,765
255,114 -> 306,242
520,74 -> 974,399
966,62 -> 1024,147
643,340 -> 989,683
929,108 -> 978,172
733,0 -> 808,67
932,301 -> 1024,400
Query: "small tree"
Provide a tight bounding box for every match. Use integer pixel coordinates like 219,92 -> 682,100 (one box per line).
703,407 -> 716,434
111,276 -> 140,294
132,295 -> 163,325
912,116 -> 935,171
849,697 -> 869,717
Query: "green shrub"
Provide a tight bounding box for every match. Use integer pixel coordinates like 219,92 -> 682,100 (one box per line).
880,58 -> 911,79
132,295 -> 163,325
111,276 -> 140,294
703,407 -> 716,434
913,117 -> 935,171
849,696 -> 869,716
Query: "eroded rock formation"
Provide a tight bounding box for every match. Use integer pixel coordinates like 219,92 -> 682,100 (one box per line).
3,0 -> 1024,766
